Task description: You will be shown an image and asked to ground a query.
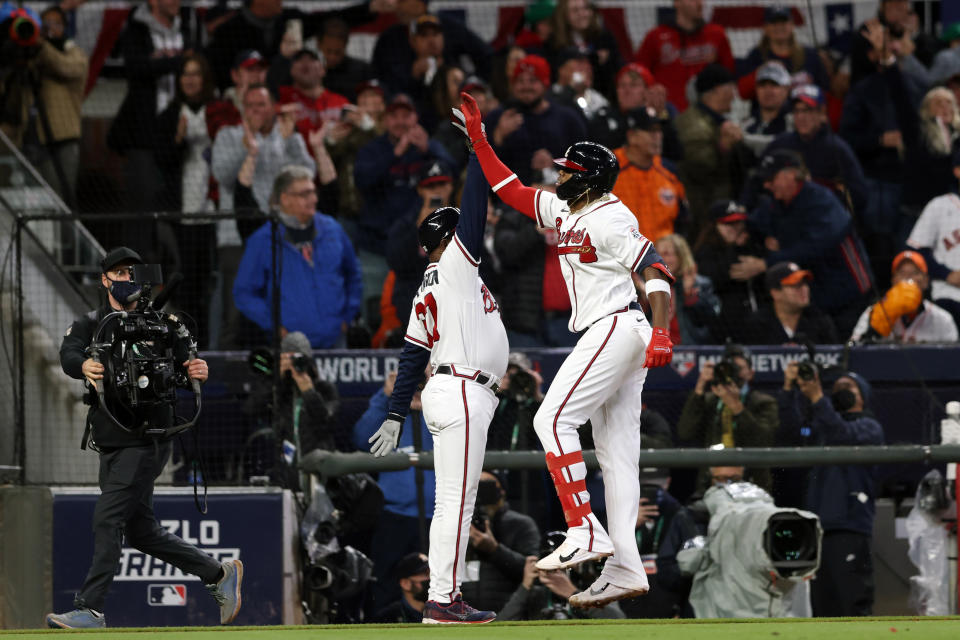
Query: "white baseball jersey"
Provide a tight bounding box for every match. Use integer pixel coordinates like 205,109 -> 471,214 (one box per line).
907,193 -> 960,303
531,190 -> 656,332
404,234 -> 509,378
850,300 -> 959,343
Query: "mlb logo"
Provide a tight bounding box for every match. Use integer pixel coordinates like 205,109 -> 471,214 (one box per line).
148,584 -> 186,606
670,351 -> 696,377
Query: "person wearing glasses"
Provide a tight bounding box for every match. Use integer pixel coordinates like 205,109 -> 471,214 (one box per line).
233,165 -> 362,348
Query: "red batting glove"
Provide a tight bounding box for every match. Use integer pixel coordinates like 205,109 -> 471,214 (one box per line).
644,328 -> 673,368
452,92 -> 487,144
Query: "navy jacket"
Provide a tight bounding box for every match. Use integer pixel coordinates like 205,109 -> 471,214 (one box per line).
750,181 -> 874,313
761,126 -> 868,215
233,214 -> 362,348
354,135 -> 455,255
778,390 -> 884,535
353,390 -> 435,519
485,102 -> 587,185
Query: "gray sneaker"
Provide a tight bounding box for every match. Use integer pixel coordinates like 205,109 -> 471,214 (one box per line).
46,608 -> 106,629
206,559 -> 243,624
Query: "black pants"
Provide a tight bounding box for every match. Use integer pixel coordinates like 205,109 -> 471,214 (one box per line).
811,530 -> 874,617
74,442 -> 222,611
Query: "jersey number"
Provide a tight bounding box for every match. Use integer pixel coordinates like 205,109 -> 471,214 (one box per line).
415,293 -> 440,348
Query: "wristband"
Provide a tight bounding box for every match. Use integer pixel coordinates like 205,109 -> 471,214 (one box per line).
645,279 -> 672,297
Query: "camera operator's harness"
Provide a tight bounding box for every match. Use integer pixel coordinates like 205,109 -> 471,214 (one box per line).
85,308 -> 202,442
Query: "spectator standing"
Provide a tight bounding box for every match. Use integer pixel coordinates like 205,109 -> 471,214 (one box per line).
205,50 -> 268,145
634,0 -> 734,111
548,48 -> 610,121
906,148 -> 960,327
317,18 -> 375,102
353,372 -> 435,615
737,61 -> 793,160
747,150 -> 874,336
154,54 -> 218,347
233,165 -> 362,348
587,62 -> 682,163
423,64 -> 466,140
15,5 -> 88,209
779,365 -> 883,616
677,346 -> 778,492
372,0 -> 492,96
902,88 -> 960,217
543,0 -> 623,98
737,5 -> 829,99
107,0 -> 188,262
324,80 -> 385,219
277,49 -> 349,142
652,234 -> 721,346
850,250 -> 958,344
612,107 -> 687,242
354,94 -> 455,323
205,0 -> 384,91
372,552 -> 431,623
758,84 -> 868,216
743,261 -> 838,345
693,200 -> 767,343
484,54 -> 587,186
675,64 -> 745,235
460,472 -> 541,613
850,0 -> 912,87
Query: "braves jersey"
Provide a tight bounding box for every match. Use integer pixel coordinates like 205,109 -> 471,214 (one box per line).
850,300 -> 959,343
404,235 -> 509,379
907,193 -> 960,302
531,190 -> 663,332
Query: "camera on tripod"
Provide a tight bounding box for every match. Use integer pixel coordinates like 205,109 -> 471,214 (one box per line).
86,264 -> 201,438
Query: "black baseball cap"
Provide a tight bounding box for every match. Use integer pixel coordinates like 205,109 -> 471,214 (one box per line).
392,552 -> 429,580
101,247 -> 143,273
233,49 -> 267,70
624,106 -> 659,131
766,261 -> 813,289
418,159 -> 453,187
757,149 -> 805,180
695,63 -> 734,95
708,199 -> 748,224
764,5 -> 792,23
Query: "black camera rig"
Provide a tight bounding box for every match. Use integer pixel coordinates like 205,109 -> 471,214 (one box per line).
86,265 -> 201,439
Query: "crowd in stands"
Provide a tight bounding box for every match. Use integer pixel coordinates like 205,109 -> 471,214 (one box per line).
6,0 -> 960,622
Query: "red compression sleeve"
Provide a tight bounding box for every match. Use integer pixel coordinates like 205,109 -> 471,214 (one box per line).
473,138 -> 539,220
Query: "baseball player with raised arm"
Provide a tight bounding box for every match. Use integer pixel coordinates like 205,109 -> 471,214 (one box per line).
453,93 -> 675,609
367,147 -> 508,624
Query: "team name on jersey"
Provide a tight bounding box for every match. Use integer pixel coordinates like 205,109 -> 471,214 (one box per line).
421,269 -> 439,290
942,228 -> 960,252
557,228 -> 598,263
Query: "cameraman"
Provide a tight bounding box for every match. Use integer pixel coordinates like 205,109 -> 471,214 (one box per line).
779,362 -> 884,616
243,330 -> 340,490
50,247 -> 241,629
460,471 -> 541,613
677,345 -> 778,491
0,4 -> 88,206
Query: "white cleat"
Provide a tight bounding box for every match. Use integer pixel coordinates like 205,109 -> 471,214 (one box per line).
568,577 -> 649,609
535,538 -> 613,571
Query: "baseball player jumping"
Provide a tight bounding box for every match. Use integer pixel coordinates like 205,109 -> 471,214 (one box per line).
455,93 -> 674,609
368,148 -> 508,623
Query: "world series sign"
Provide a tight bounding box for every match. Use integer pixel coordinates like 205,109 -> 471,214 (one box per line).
51,487 -> 297,626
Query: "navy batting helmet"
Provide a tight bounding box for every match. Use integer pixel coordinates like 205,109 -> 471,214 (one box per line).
418,206 -> 460,254
554,141 -> 619,202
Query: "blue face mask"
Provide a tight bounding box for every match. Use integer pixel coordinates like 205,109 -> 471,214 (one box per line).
108,279 -> 142,304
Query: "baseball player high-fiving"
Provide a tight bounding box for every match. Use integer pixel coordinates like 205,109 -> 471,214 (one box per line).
455,92 -> 674,609
368,148 -> 508,623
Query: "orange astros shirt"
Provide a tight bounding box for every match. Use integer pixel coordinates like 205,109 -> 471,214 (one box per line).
612,148 -> 685,242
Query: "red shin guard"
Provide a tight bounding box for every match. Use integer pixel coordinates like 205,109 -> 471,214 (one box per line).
545,451 -> 593,528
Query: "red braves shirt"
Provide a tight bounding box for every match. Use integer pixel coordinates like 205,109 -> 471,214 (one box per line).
277,86 -> 350,141
635,22 -> 734,111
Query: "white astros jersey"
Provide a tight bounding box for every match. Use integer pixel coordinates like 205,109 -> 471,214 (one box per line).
531,190 -> 654,332
404,234 -> 509,378
908,193 -> 960,303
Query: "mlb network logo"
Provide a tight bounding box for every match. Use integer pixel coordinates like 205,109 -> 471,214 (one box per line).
148,584 -> 187,606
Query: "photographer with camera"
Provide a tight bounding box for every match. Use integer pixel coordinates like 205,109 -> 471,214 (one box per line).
50,247 -> 241,629
498,534 -> 625,621
243,331 -> 340,490
460,471 -> 541,613
779,362 -> 884,616
0,3 -> 87,208
677,344 -> 778,492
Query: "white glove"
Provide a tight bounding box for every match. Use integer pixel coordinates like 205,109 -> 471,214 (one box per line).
368,418 -> 402,457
